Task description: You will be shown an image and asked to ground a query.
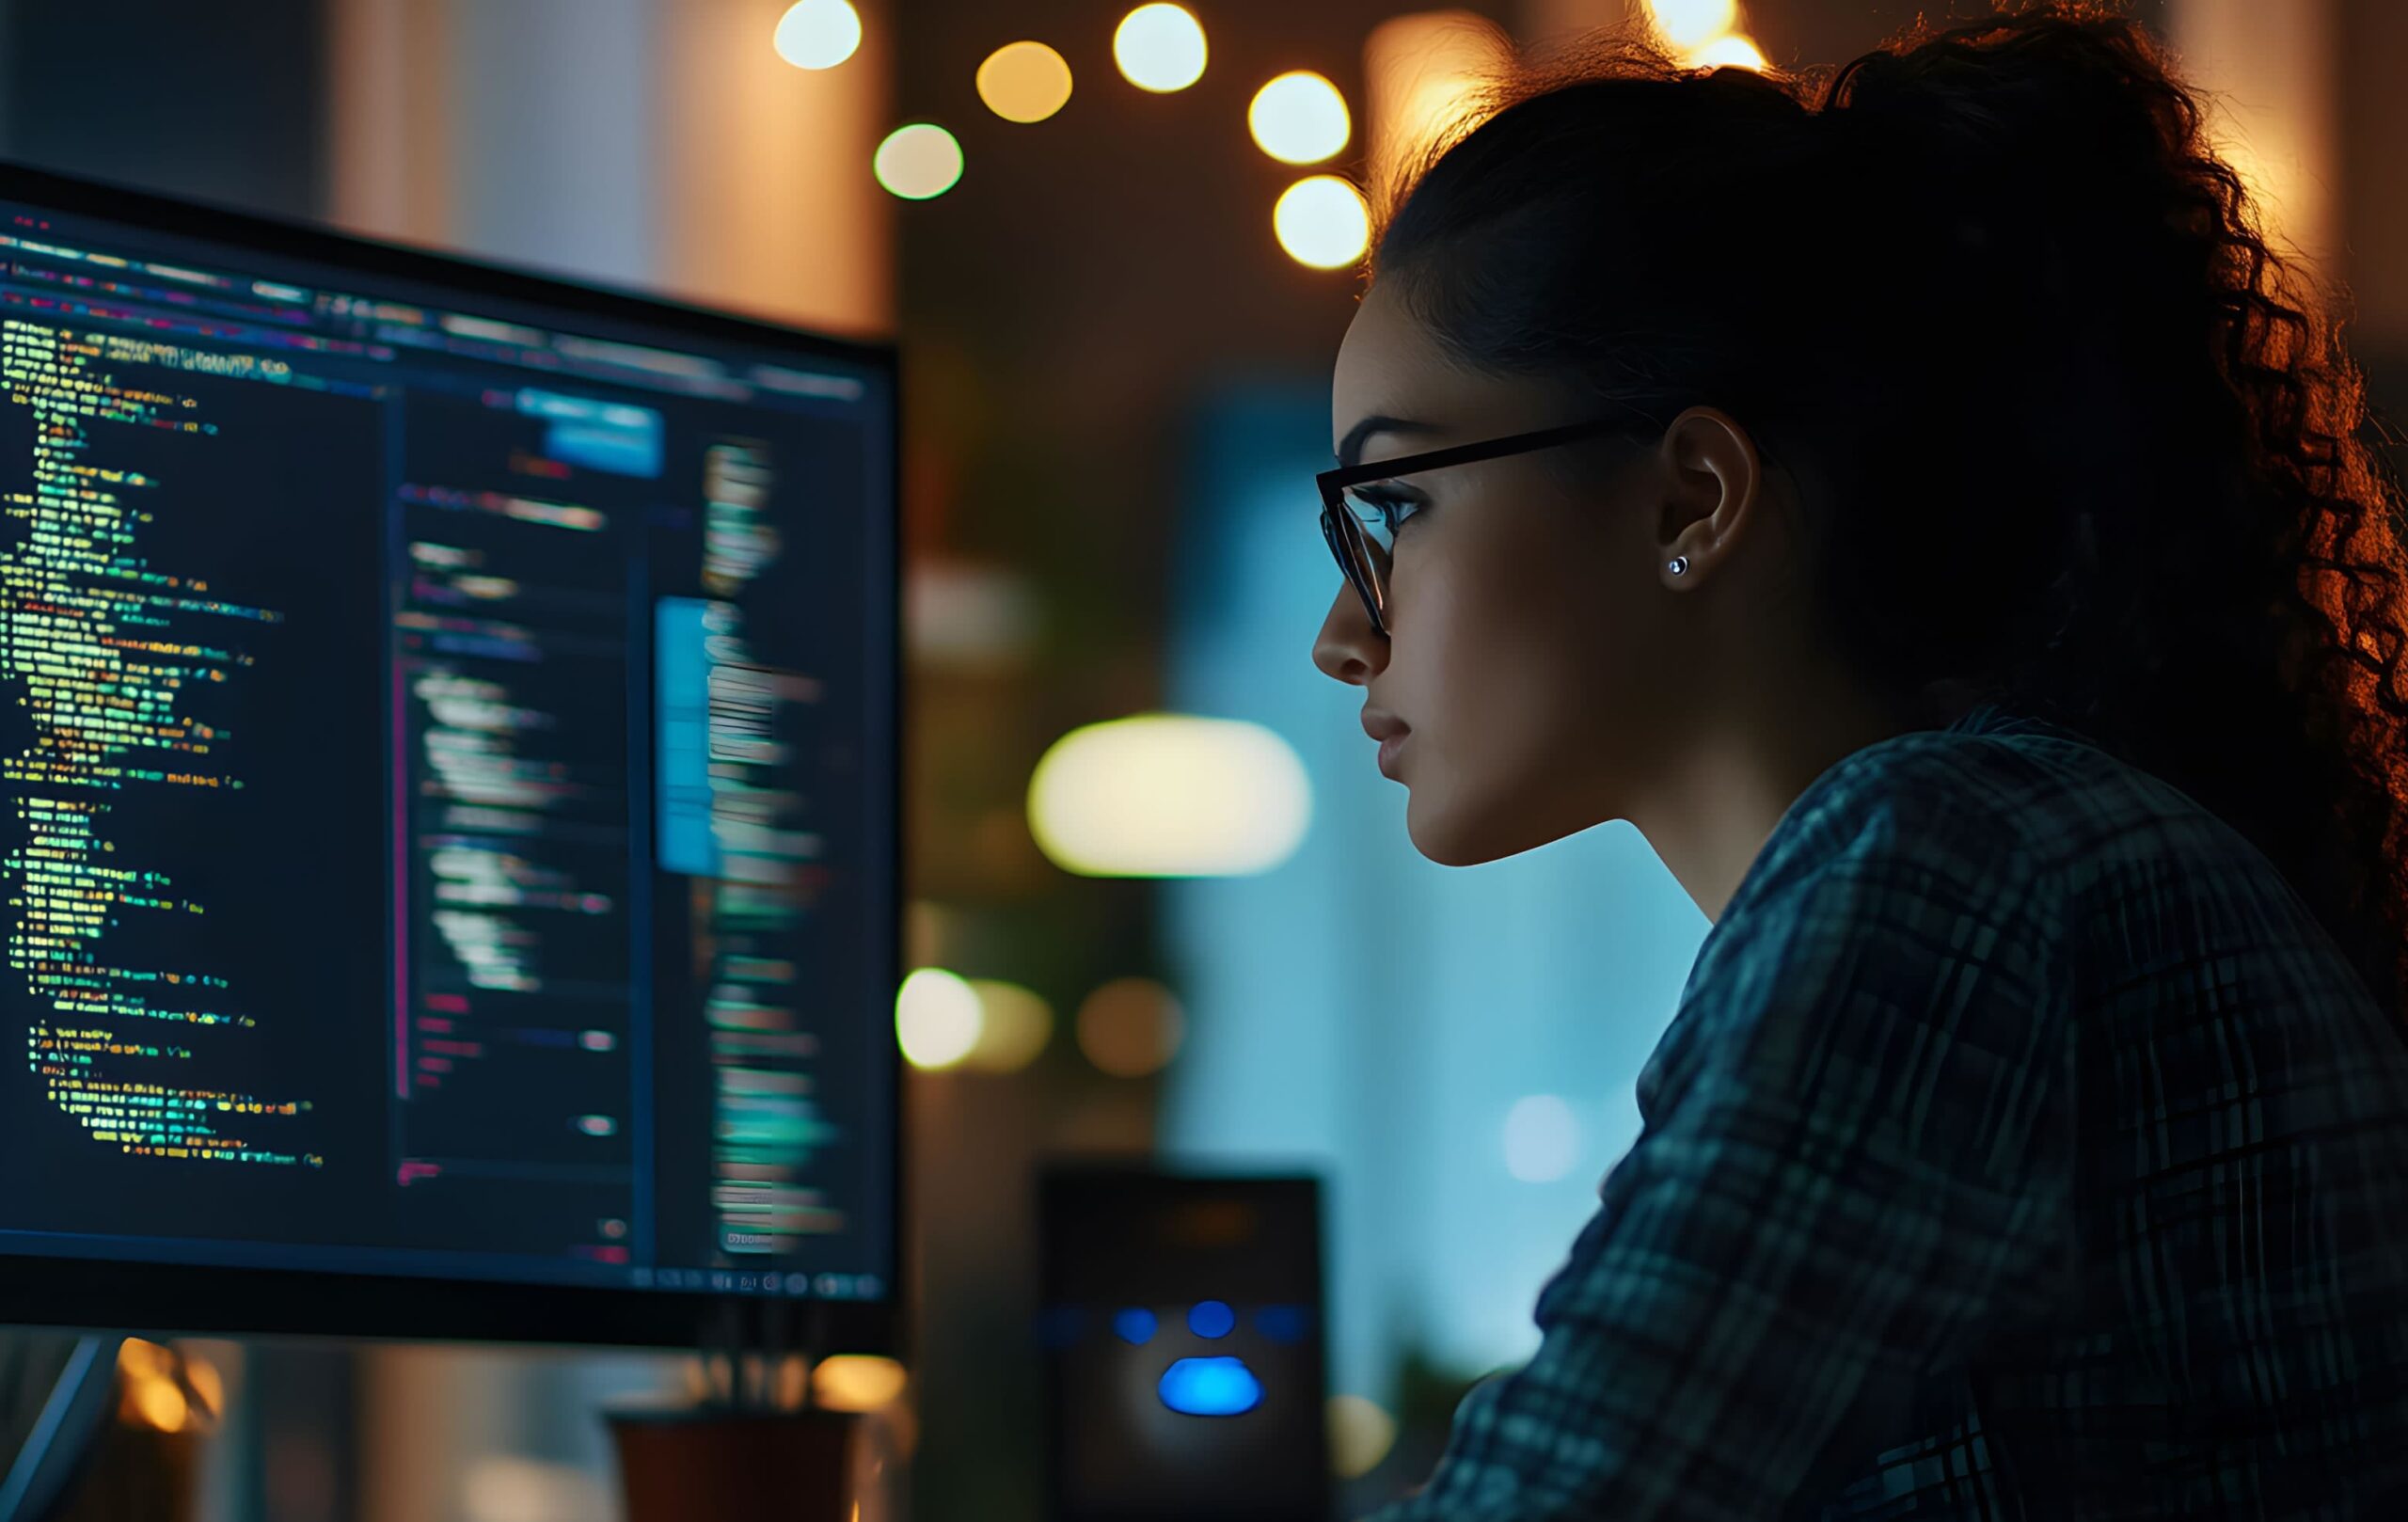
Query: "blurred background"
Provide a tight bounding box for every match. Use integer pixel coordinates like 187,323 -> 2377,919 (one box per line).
0,0 -> 2402,1518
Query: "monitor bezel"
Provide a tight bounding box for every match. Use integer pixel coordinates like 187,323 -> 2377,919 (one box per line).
0,159 -> 907,1356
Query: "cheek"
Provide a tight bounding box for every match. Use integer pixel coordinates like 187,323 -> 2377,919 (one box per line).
1388,513 -> 1603,747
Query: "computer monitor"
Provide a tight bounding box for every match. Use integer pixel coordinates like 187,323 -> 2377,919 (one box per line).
0,163 -> 900,1351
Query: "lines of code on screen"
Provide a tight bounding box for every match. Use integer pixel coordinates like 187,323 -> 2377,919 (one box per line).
3,319 -> 322,1168
0,198 -> 893,1304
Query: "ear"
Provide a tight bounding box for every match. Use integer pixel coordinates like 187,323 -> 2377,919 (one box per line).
1653,405 -> 1766,586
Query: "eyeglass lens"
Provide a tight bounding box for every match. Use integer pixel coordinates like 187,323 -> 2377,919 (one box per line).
1321,505 -> 1386,634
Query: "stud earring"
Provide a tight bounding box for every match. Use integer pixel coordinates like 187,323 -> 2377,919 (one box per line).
1667,556 -> 1689,575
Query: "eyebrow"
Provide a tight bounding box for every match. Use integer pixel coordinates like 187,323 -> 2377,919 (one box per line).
1336,414 -> 1442,468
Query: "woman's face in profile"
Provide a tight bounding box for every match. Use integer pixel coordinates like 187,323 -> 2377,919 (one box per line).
1313,280 -> 1695,866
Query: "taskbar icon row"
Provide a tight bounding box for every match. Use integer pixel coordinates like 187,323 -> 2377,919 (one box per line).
631,1265 -> 885,1300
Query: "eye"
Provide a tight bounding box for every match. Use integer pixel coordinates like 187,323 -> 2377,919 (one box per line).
1343,483 -> 1425,546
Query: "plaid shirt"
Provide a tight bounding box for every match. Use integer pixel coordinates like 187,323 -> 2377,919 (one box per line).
1363,702 -> 2408,1520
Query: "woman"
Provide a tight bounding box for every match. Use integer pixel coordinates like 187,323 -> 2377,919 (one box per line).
1313,5 -> 2408,1518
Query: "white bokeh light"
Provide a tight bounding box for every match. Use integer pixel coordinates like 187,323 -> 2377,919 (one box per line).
965,979 -> 1054,1072
895,968 -> 982,1070
1114,4 -> 1208,93
873,123 -> 965,200
1273,175 -> 1370,270
1501,1095 -> 1581,1183
1028,715 -> 1311,877
1249,71 -> 1352,165
772,0 -> 863,71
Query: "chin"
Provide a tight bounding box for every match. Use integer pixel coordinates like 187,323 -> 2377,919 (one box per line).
1406,785 -> 1608,866
1404,789 -> 1561,867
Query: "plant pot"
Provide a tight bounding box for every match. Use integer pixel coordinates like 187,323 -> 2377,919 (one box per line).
607,1408 -> 894,1522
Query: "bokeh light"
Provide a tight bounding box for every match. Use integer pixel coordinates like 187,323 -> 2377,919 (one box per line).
1114,4 -> 1208,93
1365,12 -> 1512,191
977,40 -> 1074,123
1328,1394 -> 1400,1478
896,968 -> 982,1069
1689,34 -> 1768,71
132,1377 -> 186,1433
1159,1356 -> 1262,1416
1273,175 -> 1371,270
115,1339 -> 225,1437
812,1355 -> 909,1410
118,1340 -> 186,1433
874,123 -> 964,200
1501,1094 -> 1580,1182
1647,0 -> 1737,49
964,979 -> 1054,1072
1077,977 -> 1186,1077
181,1350 -> 224,1420
118,1338 -> 172,1378
1249,71 -> 1352,164
772,0 -> 863,71
1027,715 -> 1311,876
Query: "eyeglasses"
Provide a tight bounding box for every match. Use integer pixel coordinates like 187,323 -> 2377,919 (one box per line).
1317,415 -> 1651,639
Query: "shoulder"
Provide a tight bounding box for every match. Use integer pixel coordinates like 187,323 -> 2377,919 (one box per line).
1644,725 -> 2083,1134
1726,727 -> 2078,925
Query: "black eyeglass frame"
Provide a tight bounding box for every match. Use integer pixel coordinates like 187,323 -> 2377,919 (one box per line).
1316,415 -> 1651,639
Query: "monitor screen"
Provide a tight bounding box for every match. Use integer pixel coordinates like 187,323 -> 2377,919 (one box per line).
0,165 -> 899,1347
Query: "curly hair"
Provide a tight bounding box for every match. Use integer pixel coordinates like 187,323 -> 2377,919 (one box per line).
1369,1 -> 2408,1022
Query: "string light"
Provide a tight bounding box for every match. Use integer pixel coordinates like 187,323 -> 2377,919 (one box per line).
978,40 -> 1075,123
874,123 -> 965,200
1273,175 -> 1370,270
772,0 -> 863,71
1249,71 -> 1352,165
1115,5 -> 1208,93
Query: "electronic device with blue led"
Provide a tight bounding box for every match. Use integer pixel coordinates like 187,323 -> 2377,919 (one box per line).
1038,1167 -> 1331,1521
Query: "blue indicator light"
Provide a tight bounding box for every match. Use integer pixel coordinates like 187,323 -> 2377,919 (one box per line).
1188,1299 -> 1236,1339
1113,1308 -> 1159,1345
1158,1356 -> 1263,1417
1256,1304 -> 1310,1344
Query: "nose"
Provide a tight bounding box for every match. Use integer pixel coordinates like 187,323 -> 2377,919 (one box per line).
1312,585 -> 1387,687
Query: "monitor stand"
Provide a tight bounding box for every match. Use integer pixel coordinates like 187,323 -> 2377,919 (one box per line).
0,1334 -> 120,1522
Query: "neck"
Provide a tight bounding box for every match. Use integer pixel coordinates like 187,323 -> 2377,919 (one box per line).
1626,676 -> 1939,923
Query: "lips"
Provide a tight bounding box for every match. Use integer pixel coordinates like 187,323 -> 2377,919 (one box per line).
1362,708 -> 1409,780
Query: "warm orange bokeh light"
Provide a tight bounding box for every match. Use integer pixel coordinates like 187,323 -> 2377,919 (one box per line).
1687,33 -> 1768,71
1076,977 -> 1187,1076
977,40 -> 1074,124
